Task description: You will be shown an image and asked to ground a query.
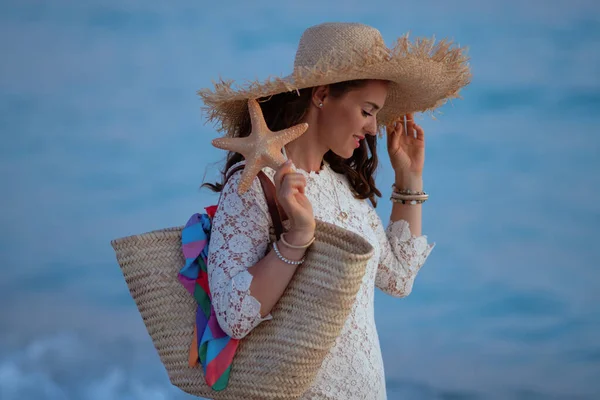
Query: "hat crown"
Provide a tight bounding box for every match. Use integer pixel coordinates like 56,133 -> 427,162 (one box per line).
293,22 -> 386,69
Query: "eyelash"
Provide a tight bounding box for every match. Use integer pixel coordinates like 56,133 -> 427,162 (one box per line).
362,110 -> 373,117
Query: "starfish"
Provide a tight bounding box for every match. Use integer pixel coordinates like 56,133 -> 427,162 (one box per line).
212,98 -> 309,194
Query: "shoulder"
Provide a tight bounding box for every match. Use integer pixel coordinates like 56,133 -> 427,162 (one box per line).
216,161 -> 271,222
226,160 -> 276,186
225,160 -> 247,178
221,160 -> 273,207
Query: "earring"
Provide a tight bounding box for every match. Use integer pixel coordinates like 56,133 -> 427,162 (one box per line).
318,102 -> 323,108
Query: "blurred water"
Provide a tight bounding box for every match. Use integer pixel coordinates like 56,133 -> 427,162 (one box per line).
1,1 -> 599,399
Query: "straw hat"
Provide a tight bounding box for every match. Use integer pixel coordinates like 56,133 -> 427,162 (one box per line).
199,22 -> 471,137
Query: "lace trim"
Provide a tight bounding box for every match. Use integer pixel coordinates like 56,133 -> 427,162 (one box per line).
374,217 -> 435,297
387,218 -> 436,262
232,270 -> 273,321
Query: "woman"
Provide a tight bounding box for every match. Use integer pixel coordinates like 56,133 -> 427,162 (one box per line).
201,22 -> 470,399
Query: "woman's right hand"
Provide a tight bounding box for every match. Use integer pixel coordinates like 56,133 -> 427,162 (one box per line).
273,160 -> 316,243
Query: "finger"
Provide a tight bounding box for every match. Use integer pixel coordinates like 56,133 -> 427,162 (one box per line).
385,121 -> 396,138
386,123 -> 394,148
400,114 -> 407,136
278,173 -> 306,198
406,113 -> 415,138
281,174 -> 307,194
278,187 -> 302,212
281,187 -> 301,199
281,173 -> 307,186
387,117 -> 404,148
273,160 -> 294,192
414,124 -> 425,141
388,125 -> 402,152
397,115 -> 409,137
387,115 -> 405,133
283,175 -> 306,193
396,115 -> 406,134
386,123 -> 393,135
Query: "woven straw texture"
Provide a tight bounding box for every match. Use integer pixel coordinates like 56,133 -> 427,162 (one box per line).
111,218 -> 374,399
199,22 -> 471,137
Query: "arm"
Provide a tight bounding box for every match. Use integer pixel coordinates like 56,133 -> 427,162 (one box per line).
376,114 -> 433,297
207,165 -> 311,340
368,192 -> 435,298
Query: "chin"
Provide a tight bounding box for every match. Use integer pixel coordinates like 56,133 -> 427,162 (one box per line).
331,148 -> 354,160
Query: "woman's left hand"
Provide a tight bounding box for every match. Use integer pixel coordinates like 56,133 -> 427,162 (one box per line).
386,113 -> 425,179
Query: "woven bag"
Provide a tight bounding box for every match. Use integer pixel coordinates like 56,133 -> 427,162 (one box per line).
110,169 -> 374,399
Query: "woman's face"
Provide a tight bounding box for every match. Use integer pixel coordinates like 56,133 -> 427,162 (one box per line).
317,80 -> 389,159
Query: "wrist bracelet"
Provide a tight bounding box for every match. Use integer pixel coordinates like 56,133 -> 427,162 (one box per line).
272,241 -> 305,265
391,194 -> 429,202
391,184 -> 427,196
280,232 -> 315,249
391,191 -> 429,199
390,196 -> 427,205
391,183 -> 429,205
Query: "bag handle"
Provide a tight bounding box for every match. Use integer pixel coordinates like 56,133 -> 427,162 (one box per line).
224,165 -> 287,240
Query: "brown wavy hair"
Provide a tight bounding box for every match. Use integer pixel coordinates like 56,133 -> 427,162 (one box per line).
201,80 -> 383,207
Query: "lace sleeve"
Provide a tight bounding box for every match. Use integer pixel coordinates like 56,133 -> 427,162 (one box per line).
367,206 -> 435,298
206,164 -> 274,340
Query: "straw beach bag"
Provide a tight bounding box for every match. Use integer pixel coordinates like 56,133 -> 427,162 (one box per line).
111,167 -> 374,399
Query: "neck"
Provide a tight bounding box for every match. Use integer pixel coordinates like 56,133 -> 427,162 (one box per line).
283,125 -> 328,173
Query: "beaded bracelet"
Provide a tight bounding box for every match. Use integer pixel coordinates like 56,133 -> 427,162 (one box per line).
391,183 -> 428,205
272,241 -> 305,265
390,196 -> 427,205
391,184 -> 427,196
390,192 -> 429,205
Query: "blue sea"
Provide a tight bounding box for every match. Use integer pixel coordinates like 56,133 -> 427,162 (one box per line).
1,1 -> 598,399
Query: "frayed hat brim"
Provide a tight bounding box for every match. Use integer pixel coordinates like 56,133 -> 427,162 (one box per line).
199,33 -> 471,137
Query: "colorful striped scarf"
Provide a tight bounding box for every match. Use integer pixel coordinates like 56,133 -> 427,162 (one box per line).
177,205 -> 240,391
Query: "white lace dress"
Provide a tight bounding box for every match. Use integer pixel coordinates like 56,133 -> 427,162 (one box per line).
206,160 -> 435,400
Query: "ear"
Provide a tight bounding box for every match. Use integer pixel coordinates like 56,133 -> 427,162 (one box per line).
311,85 -> 329,108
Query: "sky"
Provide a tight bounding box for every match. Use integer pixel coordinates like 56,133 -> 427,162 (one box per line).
1,0 -> 599,399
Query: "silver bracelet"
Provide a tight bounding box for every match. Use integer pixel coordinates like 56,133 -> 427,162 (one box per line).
391,185 -> 429,205
390,196 -> 427,205
391,184 -> 427,196
272,241 -> 305,265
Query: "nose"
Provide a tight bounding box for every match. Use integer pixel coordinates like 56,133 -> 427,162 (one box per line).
364,116 -> 378,136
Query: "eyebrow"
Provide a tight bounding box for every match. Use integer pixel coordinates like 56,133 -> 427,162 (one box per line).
365,101 -> 381,111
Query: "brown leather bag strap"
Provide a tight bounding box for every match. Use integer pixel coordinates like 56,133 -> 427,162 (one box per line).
257,171 -> 285,240
223,164 -> 286,240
